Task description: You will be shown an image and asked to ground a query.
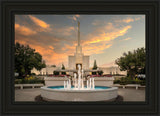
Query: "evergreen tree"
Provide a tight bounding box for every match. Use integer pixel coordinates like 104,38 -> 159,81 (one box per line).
61,63 -> 66,75
92,60 -> 98,70
92,60 -> 98,75
62,64 -> 65,70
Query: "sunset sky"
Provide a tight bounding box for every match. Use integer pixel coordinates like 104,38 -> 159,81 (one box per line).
15,15 -> 145,68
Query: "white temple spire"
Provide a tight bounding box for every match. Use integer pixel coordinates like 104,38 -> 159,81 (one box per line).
76,21 -> 82,54
78,21 -> 80,46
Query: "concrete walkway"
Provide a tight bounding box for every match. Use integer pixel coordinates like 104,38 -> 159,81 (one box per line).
118,88 -> 145,101
15,88 -> 145,102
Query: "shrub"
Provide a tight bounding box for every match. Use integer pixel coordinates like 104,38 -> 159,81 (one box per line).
114,76 -> 145,85
98,71 -> 103,76
61,72 -> 66,75
53,71 -> 59,75
92,72 -> 97,75
125,77 -> 136,84
15,79 -> 22,84
114,80 -> 121,84
139,80 -> 146,86
15,76 -> 44,84
31,73 -> 36,75
119,82 -> 127,85
134,78 -> 141,84
119,77 -> 127,85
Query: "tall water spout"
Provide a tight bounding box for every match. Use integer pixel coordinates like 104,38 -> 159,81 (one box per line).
64,64 -> 95,90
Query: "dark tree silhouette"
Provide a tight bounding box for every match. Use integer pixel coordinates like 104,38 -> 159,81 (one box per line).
115,47 -> 145,78
15,42 -> 46,77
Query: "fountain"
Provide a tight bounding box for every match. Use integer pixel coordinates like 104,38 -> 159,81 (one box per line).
64,64 -> 95,90
41,64 -> 118,101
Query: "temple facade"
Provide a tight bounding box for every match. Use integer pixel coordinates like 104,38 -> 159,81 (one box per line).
68,21 -> 89,70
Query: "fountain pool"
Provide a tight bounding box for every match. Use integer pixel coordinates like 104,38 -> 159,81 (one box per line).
47,86 -> 111,90
41,64 -> 118,101
41,85 -> 118,101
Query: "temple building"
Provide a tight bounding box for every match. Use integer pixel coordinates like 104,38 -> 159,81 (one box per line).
31,21 -> 127,76
68,21 -> 89,70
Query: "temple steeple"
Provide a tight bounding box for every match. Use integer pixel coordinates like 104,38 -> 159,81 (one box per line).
78,21 -> 80,46
76,21 -> 82,54
68,20 -> 90,70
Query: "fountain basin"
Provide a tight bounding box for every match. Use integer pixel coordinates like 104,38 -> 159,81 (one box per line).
41,86 -> 118,101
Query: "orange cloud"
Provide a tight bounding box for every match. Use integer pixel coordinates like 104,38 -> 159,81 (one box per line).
15,39 -> 27,45
49,46 -> 54,50
84,25 -> 131,44
115,17 -> 134,23
15,39 -> 69,66
15,37 -> 110,67
54,26 -> 75,36
15,23 -> 37,36
62,44 -> 75,52
33,45 -> 71,67
83,43 -> 112,55
28,15 -> 50,29
115,17 -> 142,23
122,18 -> 134,23
123,37 -> 132,41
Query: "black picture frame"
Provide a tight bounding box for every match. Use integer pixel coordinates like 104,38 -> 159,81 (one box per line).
0,0 -> 159,115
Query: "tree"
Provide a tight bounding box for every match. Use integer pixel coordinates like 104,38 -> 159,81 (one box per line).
53,71 -> 59,75
15,42 -> 46,77
115,47 -> 145,79
62,64 -> 65,70
51,65 -> 56,67
92,60 -> 98,75
98,70 -> 103,76
92,60 -> 98,70
61,64 -> 66,75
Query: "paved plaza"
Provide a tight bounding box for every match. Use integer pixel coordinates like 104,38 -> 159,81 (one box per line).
15,88 -> 145,102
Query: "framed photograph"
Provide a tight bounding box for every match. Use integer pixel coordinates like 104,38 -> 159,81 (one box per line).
0,0 -> 159,115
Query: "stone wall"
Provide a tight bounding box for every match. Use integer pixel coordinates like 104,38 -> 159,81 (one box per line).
94,77 -> 114,86
44,77 -> 68,86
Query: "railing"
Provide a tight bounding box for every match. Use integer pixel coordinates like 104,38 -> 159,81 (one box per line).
113,84 -> 146,90
15,84 -> 44,89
